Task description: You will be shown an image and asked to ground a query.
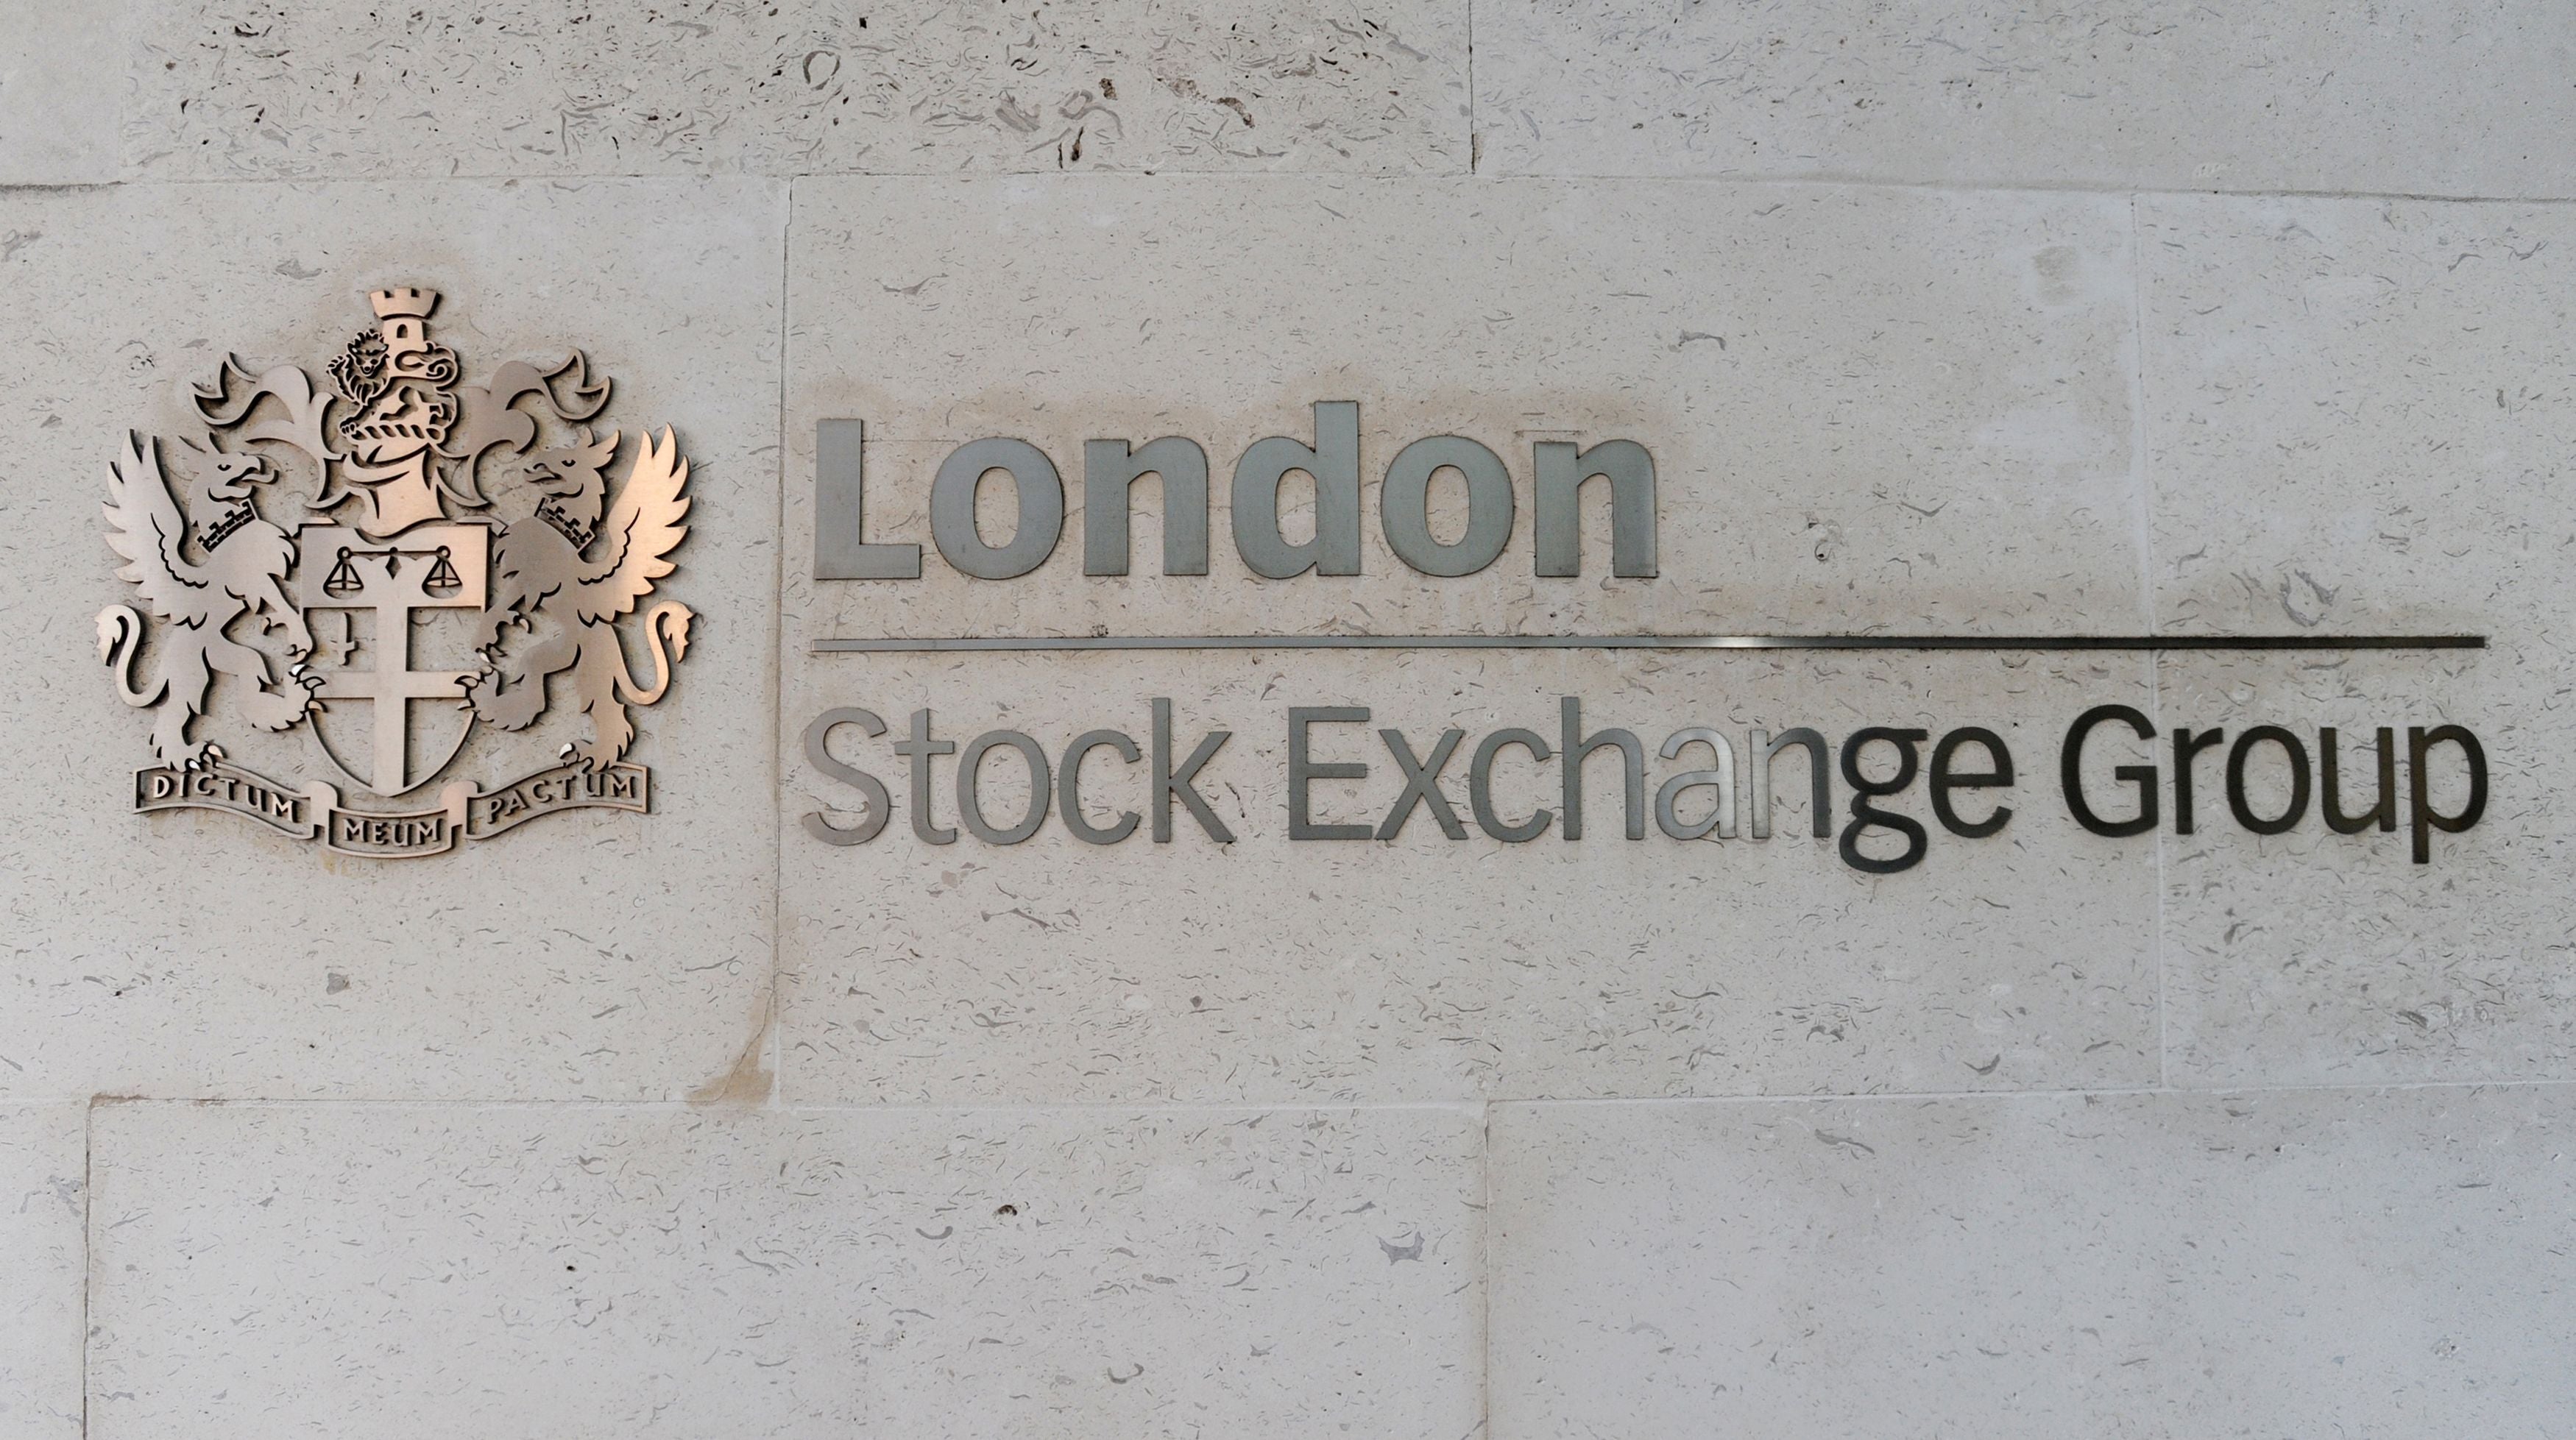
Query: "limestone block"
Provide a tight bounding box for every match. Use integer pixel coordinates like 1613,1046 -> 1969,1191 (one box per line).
2142,196 -> 2576,1085
777,176 -> 2154,1104
88,1101 -> 1483,1439
0,1 -> 121,184
785,176 -> 2142,642
782,648 -> 2161,1104
1490,1086 -> 2576,1439
127,0 -> 1468,179
0,1105 -> 83,1440
0,178 -> 782,1099
1476,0 -> 2576,199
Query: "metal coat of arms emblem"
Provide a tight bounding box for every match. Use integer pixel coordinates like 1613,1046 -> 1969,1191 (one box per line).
94,287 -> 696,857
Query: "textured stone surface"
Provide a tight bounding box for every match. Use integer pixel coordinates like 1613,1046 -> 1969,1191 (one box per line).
0,0 -> 121,184
2143,196 -> 2576,1086
782,648 -> 2160,1104
786,176 -> 2142,639
0,1105 -> 83,1440
88,1101 -> 1482,1439
127,0 -> 1468,179
778,175 -> 2154,1104
1,1 -> 2569,1428
0,178 -> 782,1100
1490,1086 -> 2576,1439
1476,0 -> 2576,198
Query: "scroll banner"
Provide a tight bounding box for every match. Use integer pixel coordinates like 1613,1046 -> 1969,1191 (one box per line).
131,762 -> 651,857
467,761 -> 650,838
133,762 -> 327,840
323,783 -> 469,858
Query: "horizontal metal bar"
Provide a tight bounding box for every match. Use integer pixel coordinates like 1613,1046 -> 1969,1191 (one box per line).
812,633 -> 2486,654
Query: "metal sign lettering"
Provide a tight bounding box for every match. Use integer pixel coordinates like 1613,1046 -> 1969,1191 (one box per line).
97,287 -> 695,858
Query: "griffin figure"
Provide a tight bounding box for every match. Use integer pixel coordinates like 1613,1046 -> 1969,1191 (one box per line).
96,430 -> 319,766
464,426 -> 695,769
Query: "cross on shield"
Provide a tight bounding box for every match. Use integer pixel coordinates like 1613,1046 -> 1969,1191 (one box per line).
293,521 -> 489,795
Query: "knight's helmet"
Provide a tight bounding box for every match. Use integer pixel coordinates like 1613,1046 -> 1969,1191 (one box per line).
333,286 -> 460,536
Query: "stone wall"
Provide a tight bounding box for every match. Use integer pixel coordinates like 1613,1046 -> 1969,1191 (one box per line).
4,3 -> 2572,1435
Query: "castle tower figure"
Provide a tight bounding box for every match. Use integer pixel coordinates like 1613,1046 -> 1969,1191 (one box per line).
333,286 -> 461,536
370,288 -> 439,372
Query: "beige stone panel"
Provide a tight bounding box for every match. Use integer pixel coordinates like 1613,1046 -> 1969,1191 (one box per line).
88,1101 -> 1482,1439
0,1 -> 121,184
0,1105 -> 84,1440
2154,650 -> 2561,1085
1476,1 -> 2576,198
0,179 -> 780,1099
126,0 -> 1466,179
779,174 -> 2150,1103
781,646 -> 2159,1103
2141,196 -> 2572,636
785,176 -> 2142,642
1490,1086 -> 2576,1439
2142,196 -> 2576,1085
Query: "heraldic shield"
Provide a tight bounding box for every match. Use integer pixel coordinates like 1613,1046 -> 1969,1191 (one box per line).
95,288 -> 696,859
294,520 -> 489,798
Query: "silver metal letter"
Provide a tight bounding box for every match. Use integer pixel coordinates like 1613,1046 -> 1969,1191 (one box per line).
1232,402 -> 1361,578
1655,727 -> 1738,840
1560,696 -> 1645,840
1376,728 -> 1468,840
1748,727 -> 1832,840
1534,439 -> 1657,578
814,419 -> 922,580
1153,698 -> 1235,843
1381,436 -> 1513,577
931,438 -> 1064,580
1469,728 -> 1554,843
893,707 -> 958,845
1288,706 -> 1372,840
1083,437 -> 1209,576
1058,729 -> 1143,844
958,730 -> 1051,844
804,707 -> 891,845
